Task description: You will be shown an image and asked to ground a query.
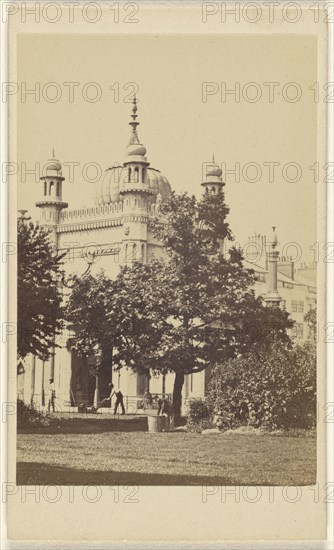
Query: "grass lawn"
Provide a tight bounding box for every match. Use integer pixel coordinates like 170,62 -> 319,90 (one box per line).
17,431 -> 316,485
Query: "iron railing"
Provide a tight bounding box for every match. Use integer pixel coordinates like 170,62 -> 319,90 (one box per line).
19,392 -> 173,416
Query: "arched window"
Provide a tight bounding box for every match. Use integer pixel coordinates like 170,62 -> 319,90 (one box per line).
134,167 -> 139,183
56,181 -> 61,197
44,181 -> 47,196
49,181 -> 54,195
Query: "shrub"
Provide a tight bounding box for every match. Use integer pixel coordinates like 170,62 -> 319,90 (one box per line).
17,399 -> 54,427
186,398 -> 214,432
207,341 -> 316,431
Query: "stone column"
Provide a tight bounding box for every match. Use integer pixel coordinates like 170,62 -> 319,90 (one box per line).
268,247 -> 279,292
264,227 -> 282,307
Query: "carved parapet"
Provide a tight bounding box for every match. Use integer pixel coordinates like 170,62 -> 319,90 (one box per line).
59,200 -> 123,223
57,217 -> 123,234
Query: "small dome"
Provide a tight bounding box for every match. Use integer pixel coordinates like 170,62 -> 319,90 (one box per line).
127,143 -> 147,157
46,158 -> 62,173
207,164 -> 222,178
95,165 -> 171,206
46,148 -> 62,172
201,159 -> 224,189
48,161 -> 62,171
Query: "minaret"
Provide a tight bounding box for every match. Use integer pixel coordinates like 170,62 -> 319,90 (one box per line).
120,98 -> 154,264
201,155 -> 225,195
264,227 -> 282,307
122,96 -> 151,187
36,150 -> 68,245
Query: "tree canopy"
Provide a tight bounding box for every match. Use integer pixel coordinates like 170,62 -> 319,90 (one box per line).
17,217 -> 65,360
66,190 -> 294,420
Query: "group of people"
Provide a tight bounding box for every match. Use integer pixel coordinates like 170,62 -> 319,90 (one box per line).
101,387 -> 172,416
48,380 -> 125,414
48,379 -> 171,417
100,387 -> 172,416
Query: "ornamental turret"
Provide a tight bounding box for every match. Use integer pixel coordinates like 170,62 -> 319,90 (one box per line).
121,96 -> 153,199
36,150 -> 68,244
201,155 -> 225,195
120,98 -> 153,264
264,227 -> 282,307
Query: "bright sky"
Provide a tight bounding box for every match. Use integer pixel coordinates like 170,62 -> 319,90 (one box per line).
17,33 -> 318,262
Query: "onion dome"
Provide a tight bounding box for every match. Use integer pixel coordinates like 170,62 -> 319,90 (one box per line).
95,164 -> 171,206
126,141 -> 147,158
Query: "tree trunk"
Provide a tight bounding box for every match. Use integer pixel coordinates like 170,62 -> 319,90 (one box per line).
30,355 -> 36,405
93,373 -> 100,409
173,372 -> 185,426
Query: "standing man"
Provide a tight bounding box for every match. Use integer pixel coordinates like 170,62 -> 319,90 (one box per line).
48,377 -> 55,412
101,383 -> 125,415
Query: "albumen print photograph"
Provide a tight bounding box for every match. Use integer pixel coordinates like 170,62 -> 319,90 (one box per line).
16,33 -> 319,486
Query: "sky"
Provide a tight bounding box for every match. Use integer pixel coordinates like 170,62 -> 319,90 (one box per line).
17,33 -> 318,262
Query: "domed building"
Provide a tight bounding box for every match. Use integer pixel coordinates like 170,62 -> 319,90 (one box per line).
22,98 -> 179,411
18,99 -> 316,414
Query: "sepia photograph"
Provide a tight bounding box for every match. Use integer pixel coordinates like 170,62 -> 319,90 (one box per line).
2,1 -> 331,544
15,31 -> 320,487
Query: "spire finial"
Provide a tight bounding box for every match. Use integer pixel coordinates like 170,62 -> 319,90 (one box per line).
128,95 -> 140,143
124,95 -> 148,161
272,226 -> 278,248
52,147 -> 55,159
212,153 -> 215,163
131,95 -> 137,118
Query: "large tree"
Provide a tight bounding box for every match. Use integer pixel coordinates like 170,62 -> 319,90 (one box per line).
17,216 -> 65,360
111,192 -> 293,420
66,263 -> 172,397
65,190 -> 293,421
